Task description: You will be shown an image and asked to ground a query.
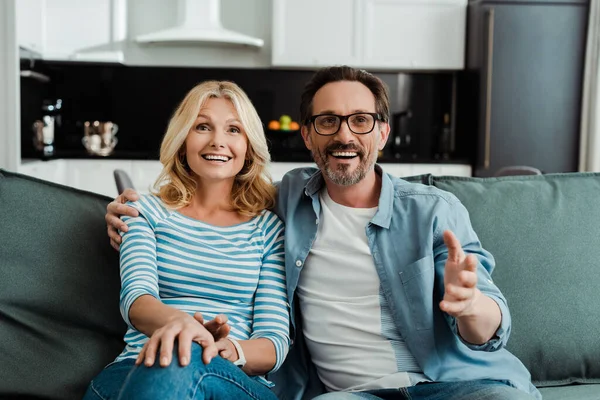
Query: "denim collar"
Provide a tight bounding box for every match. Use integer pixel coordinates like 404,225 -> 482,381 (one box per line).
303,164 -> 393,229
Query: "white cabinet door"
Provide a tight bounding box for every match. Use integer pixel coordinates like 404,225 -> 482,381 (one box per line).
272,0 -> 363,67
66,160 -> 132,198
272,0 -> 466,70
15,0 -> 125,62
362,0 -> 466,70
44,0 -> 112,60
15,0 -> 45,53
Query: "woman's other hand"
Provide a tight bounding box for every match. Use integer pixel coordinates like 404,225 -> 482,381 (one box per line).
215,338 -> 239,363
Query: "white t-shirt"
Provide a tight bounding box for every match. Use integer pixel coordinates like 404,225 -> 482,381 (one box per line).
297,189 -> 427,392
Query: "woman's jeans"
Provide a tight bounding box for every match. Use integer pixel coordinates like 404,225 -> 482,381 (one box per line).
82,343 -> 278,400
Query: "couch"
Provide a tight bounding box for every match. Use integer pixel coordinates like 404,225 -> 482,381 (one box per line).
1,168 -> 599,400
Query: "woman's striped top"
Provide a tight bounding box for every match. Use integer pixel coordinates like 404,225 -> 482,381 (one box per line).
113,194 -> 290,376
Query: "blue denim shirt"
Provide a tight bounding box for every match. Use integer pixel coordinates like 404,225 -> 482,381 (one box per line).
269,165 -> 541,400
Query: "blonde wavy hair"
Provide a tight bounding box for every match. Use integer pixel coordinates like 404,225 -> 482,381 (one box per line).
152,81 -> 275,216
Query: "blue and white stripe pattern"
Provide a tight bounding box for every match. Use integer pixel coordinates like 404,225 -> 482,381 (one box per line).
114,194 -> 290,374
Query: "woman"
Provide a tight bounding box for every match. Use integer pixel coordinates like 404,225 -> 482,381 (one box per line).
84,81 -> 289,400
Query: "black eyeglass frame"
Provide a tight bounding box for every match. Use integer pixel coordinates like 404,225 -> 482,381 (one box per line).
305,112 -> 383,136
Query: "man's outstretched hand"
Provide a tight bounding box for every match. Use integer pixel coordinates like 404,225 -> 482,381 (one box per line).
105,188 -> 140,250
439,230 -> 501,345
439,230 -> 480,318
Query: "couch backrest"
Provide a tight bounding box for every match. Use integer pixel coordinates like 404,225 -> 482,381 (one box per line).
430,172 -> 600,387
0,169 -> 126,399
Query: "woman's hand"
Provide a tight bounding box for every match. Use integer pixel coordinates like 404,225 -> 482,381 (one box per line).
106,188 -> 139,250
135,312 -> 219,368
215,338 -> 239,363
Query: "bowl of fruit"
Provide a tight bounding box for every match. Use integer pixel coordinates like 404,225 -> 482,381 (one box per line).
267,115 -> 300,133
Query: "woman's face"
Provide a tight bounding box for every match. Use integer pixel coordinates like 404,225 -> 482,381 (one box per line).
184,97 -> 249,184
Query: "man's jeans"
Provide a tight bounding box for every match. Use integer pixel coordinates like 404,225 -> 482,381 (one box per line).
312,379 -> 537,400
82,343 -> 278,400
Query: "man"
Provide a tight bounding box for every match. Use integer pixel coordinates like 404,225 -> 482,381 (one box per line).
106,66 -> 540,400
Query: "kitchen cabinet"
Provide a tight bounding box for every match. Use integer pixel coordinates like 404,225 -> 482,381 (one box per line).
362,0 -> 466,70
271,0 -> 362,67
465,0 -> 588,177
15,0 -> 125,62
17,160 -> 472,198
272,0 -> 467,70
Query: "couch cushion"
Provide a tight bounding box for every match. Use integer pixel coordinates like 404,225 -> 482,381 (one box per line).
432,173 -> 600,387
539,384 -> 600,400
0,169 -> 126,399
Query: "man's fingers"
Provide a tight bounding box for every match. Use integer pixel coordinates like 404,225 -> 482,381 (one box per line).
105,213 -> 129,233
122,188 -> 140,202
443,230 -> 465,262
115,203 -> 139,218
464,254 -> 478,272
110,238 -> 120,251
445,284 -> 474,301
458,270 -> 477,288
107,225 -> 123,243
440,299 -> 468,315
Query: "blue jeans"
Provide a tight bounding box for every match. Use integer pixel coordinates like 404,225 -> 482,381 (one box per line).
312,379 -> 536,400
82,343 -> 278,400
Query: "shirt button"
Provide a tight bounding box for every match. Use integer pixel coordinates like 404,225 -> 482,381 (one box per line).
295,260 -> 302,267
315,219 -> 319,225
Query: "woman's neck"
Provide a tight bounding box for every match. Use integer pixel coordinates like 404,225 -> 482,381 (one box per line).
179,178 -> 250,226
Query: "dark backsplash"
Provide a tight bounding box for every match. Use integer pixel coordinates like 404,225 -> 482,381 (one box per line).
20,60 -> 470,163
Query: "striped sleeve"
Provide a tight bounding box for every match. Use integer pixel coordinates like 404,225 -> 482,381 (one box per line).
118,195 -> 167,329
250,211 -> 291,373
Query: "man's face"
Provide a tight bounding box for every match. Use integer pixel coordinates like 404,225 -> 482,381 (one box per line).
301,81 -> 390,186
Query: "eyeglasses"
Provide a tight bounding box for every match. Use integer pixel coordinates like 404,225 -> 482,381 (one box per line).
306,112 -> 382,136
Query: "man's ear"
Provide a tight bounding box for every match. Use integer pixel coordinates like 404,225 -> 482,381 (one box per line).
301,125 -> 313,151
378,122 -> 391,151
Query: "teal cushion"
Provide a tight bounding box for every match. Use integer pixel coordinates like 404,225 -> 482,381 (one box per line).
539,384 -> 600,400
432,173 -> 600,387
0,169 -> 126,399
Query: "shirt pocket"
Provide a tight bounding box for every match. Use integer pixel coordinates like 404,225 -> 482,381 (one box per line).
399,255 -> 435,331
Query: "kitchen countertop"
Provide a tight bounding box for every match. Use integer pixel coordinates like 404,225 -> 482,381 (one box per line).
23,149 -> 471,165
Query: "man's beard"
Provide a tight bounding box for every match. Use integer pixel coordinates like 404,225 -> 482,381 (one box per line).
312,143 -> 376,186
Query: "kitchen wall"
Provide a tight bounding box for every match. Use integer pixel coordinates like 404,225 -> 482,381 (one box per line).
20,60 -> 465,163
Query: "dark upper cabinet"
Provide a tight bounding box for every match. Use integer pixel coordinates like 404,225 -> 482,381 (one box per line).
465,0 -> 588,176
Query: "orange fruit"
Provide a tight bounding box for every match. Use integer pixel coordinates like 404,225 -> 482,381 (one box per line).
268,120 -> 280,130
289,121 -> 300,130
